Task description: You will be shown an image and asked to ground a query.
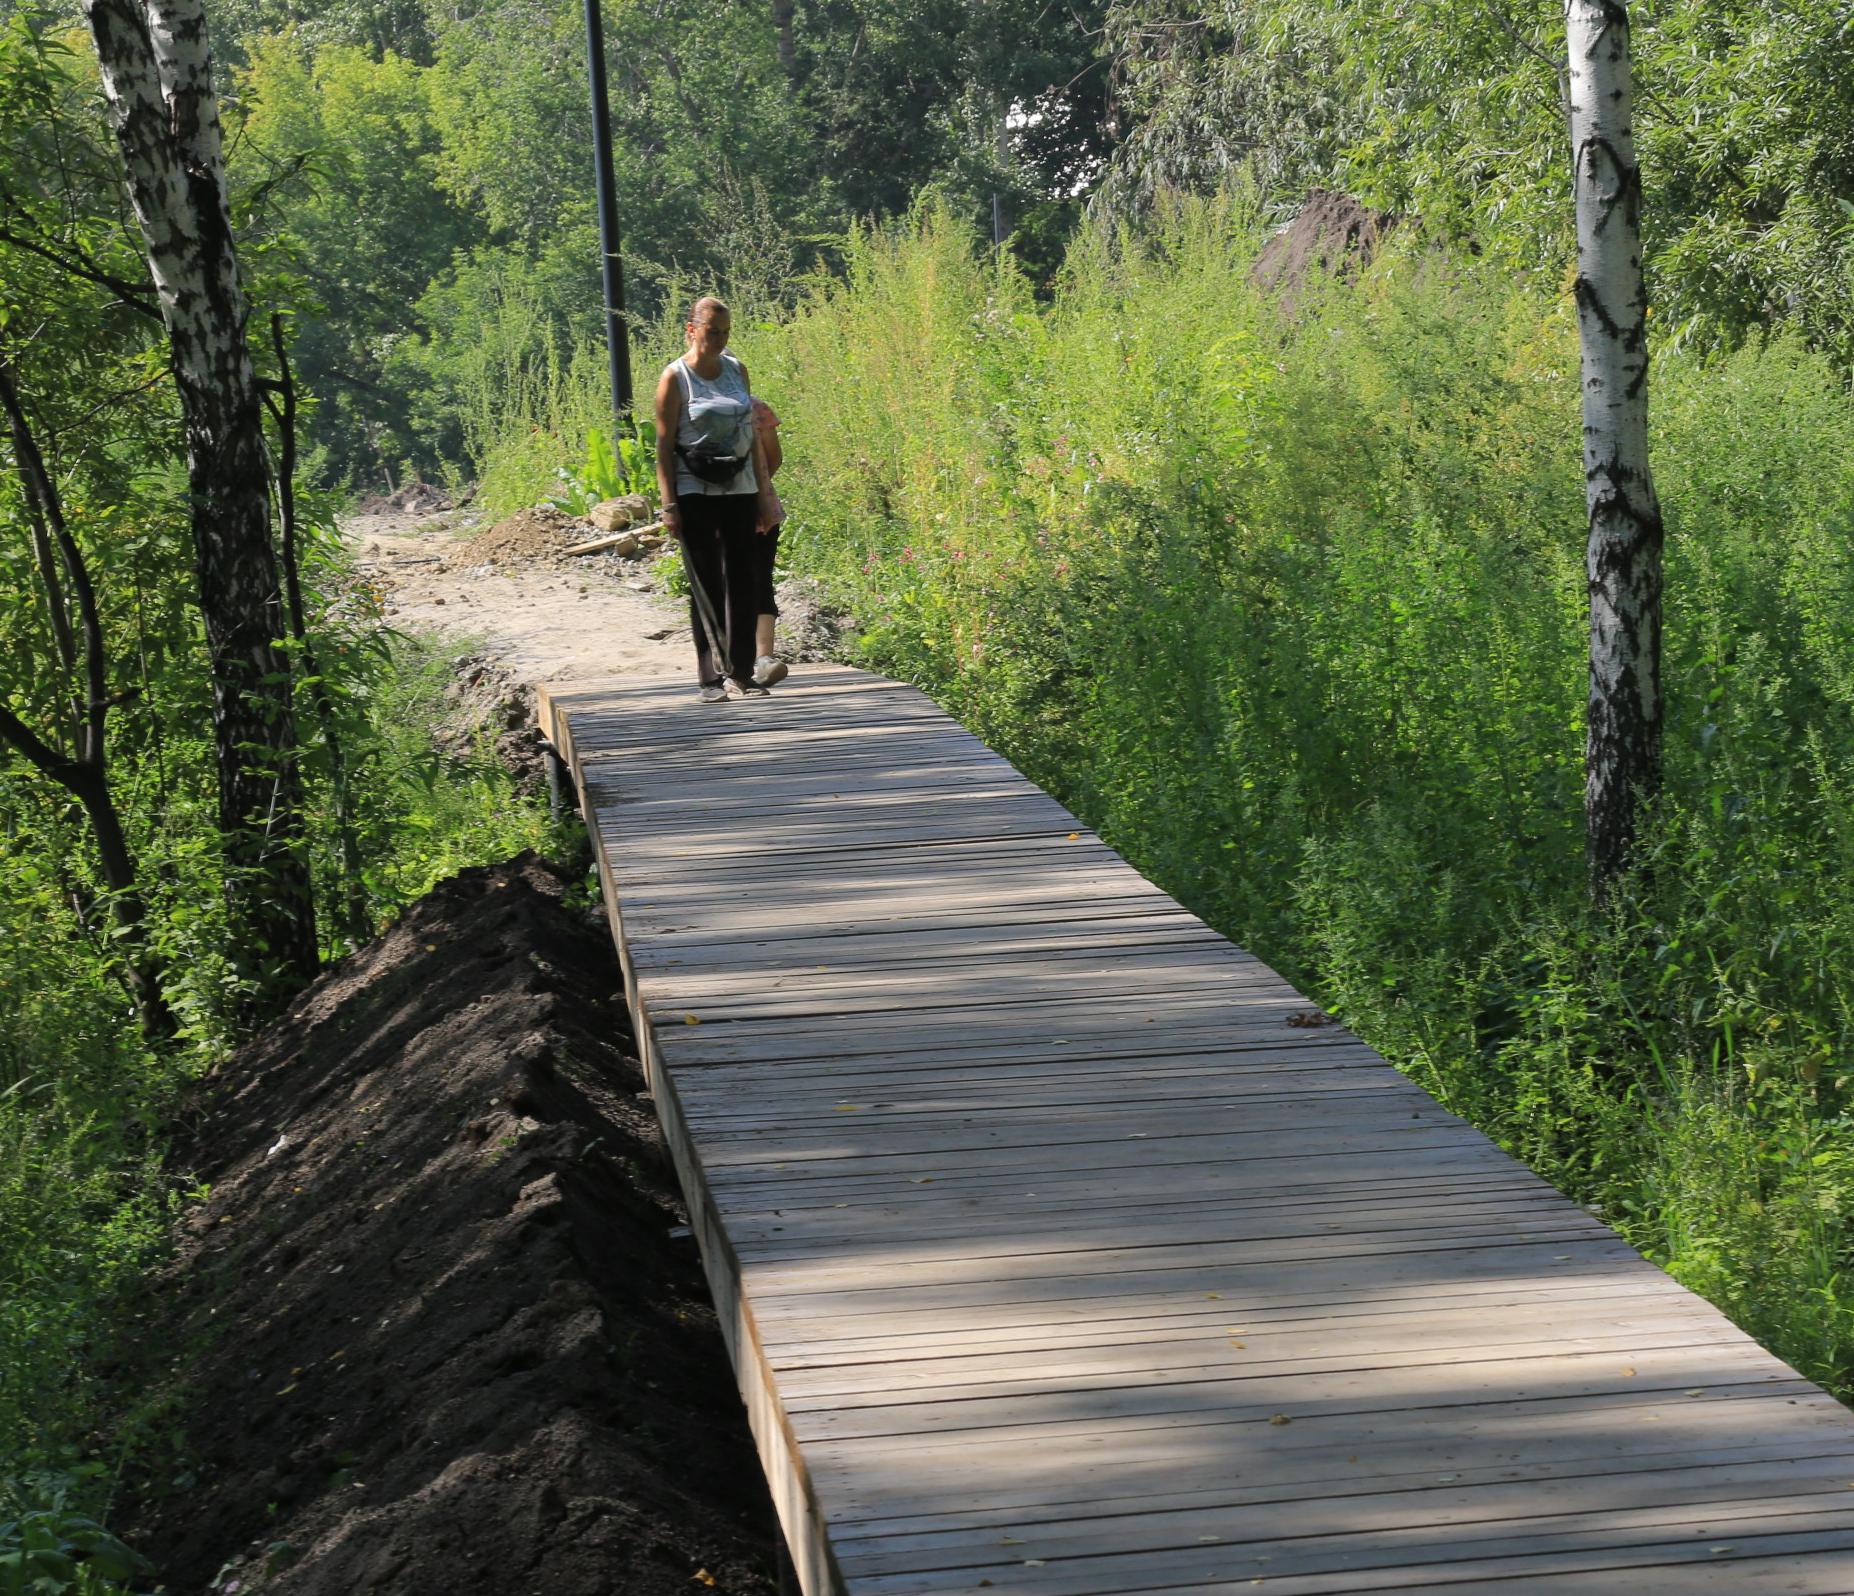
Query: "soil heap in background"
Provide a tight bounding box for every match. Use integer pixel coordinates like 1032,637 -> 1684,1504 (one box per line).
128,855 -> 776,1596
350,483 -> 455,518
1251,189 -> 1399,307
452,507 -> 585,570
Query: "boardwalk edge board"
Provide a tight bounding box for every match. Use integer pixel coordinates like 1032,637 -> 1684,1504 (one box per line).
542,682 -> 850,1596
540,669 -> 1854,1596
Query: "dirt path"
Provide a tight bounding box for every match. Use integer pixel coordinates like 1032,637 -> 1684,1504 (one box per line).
348,506 -> 693,688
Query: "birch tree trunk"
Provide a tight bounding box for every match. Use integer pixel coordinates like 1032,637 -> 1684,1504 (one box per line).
1566,0 -> 1663,897
83,0 -> 319,999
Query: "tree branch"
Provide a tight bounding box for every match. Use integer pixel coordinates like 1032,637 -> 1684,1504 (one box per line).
0,208 -> 163,321
0,699 -> 79,786
0,355 -> 114,768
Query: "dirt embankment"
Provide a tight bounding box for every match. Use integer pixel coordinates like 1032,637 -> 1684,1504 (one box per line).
128,855 -> 776,1596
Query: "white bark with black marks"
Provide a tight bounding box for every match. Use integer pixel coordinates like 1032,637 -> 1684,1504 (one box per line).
83,0 -> 319,998
1567,0 -> 1663,895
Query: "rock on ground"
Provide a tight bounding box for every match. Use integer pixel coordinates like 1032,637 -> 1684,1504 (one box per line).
126,855 -> 777,1596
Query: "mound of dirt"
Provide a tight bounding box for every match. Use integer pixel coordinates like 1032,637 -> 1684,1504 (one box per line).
440,654 -> 548,797
772,576 -> 851,663
1252,189 -> 1398,302
126,855 -> 776,1596
352,483 -> 454,517
452,508 -> 587,570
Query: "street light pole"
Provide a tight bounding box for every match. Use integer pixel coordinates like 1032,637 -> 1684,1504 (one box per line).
582,0 -> 632,416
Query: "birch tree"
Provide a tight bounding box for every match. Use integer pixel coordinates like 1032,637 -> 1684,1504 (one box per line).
82,0 -> 319,997
1566,0 -> 1662,895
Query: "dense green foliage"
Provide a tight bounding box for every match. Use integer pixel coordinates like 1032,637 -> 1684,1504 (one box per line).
187,0 -> 1854,507
214,0 -> 1109,488
752,202 -> 1854,1391
1102,0 -> 1854,359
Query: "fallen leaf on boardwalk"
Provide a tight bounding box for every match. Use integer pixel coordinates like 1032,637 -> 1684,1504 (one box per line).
684,1015 -> 701,1025
1621,1366 -> 1636,1376
1685,1388 -> 1706,1396
1023,1560 -> 1046,1567
1229,1340 -> 1246,1349
1286,1011 -> 1330,1028
1205,1292 -> 1222,1299
1709,1547 -> 1734,1555
1066,833 -> 1079,840
692,1570 -> 717,1586
1197,1535 -> 1222,1544
276,1383 -> 298,1395
999,1537 -> 1022,1546
835,1105 -> 863,1113
1268,1413 -> 1292,1426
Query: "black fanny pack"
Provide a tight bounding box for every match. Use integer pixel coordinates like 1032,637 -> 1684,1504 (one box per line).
677,442 -> 747,484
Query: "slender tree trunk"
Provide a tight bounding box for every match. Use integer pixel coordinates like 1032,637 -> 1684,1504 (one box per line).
83,0 -> 319,1001
1566,0 -> 1662,898
0,361 -> 176,1042
771,0 -> 797,82
267,315 -> 370,945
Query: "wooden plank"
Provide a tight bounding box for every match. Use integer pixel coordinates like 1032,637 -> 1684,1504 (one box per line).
806,1385 -> 1849,1529
831,1454 -> 1854,1576
540,667 -> 1854,1596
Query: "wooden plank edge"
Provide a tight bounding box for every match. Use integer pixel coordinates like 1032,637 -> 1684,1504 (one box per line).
544,685 -> 852,1596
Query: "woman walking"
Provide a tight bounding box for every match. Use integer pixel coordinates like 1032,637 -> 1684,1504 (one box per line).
654,296 -> 775,701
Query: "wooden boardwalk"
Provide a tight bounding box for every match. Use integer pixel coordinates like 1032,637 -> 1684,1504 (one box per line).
540,665 -> 1854,1596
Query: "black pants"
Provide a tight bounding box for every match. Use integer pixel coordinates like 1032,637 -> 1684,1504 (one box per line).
748,525 -> 781,616
679,493 -> 760,686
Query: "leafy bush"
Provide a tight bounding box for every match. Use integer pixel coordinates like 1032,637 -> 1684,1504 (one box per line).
547,420 -> 657,516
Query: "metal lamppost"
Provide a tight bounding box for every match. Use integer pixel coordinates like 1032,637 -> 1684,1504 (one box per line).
582,0 -> 633,416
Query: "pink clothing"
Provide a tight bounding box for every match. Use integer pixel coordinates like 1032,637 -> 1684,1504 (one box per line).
752,398 -> 785,525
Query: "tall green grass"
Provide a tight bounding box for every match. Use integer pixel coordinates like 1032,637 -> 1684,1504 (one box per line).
747,197 -> 1854,1394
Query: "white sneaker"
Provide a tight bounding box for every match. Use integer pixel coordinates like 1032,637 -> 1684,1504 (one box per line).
724,677 -> 769,699
698,683 -> 728,703
752,654 -> 788,687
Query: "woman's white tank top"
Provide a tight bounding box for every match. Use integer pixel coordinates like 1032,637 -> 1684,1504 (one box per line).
673,353 -> 758,497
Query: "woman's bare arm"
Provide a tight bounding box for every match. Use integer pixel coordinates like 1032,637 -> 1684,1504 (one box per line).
654,365 -> 682,536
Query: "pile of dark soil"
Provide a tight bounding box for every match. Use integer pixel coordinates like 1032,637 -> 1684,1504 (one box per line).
127,855 -> 776,1596
352,483 -> 455,517
1252,189 -> 1398,304
452,508 -> 586,570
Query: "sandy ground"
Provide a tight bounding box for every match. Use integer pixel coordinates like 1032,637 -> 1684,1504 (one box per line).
348,506 -> 694,690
